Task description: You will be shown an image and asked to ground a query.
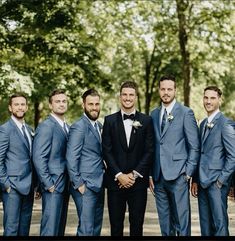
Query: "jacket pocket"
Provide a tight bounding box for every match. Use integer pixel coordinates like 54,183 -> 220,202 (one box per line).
172,154 -> 187,161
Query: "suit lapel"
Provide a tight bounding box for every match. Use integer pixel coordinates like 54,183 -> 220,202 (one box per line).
82,115 -> 101,143
161,103 -> 178,139
151,107 -> 161,140
128,112 -> 139,150
25,124 -> 33,142
202,112 -> 222,145
9,119 -> 30,151
200,118 -> 207,143
49,115 -> 68,140
117,111 -> 129,151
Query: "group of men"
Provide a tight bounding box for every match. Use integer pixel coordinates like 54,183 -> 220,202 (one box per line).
0,75 -> 234,237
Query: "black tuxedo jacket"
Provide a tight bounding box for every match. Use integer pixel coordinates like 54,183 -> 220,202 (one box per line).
102,110 -> 155,191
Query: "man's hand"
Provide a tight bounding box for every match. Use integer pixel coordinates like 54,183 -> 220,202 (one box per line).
34,191 -> 41,200
78,184 -> 86,194
117,173 -> 135,189
48,185 -> 55,193
191,182 -> 198,198
6,186 -> 11,193
149,178 -> 155,196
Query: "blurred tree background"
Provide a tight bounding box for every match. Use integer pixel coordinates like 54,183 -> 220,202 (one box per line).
0,0 -> 235,127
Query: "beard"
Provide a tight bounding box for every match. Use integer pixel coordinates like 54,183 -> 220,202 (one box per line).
12,112 -> 26,120
85,108 -> 100,121
161,95 -> 175,105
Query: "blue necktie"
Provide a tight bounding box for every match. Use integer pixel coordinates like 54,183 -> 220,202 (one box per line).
94,122 -> 101,141
202,120 -> 208,140
22,125 -> 30,149
63,122 -> 68,136
161,108 -> 167,133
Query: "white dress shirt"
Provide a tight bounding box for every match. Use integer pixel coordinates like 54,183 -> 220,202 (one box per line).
207,109 -> 220,123
160,99 -> 176,123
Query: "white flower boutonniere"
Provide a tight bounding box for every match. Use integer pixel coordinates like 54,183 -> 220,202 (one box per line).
132,120 -> 142,129
207,122 -> 214,129
167,113 -> 174,121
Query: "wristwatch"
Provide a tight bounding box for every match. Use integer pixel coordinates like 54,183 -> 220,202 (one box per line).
132,171 -> 139,179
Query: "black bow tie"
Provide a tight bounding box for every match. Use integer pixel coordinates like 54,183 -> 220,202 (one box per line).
123,113 -> 135,120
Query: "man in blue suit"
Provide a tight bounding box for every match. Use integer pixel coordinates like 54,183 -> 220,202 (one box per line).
0,93 -> 35,236
191,86 -> 235,236
66,88 -> 104,236
150,75 -> 200,236
33,89 -> 70,236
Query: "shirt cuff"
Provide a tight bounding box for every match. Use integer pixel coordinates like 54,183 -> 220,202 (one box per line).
133,170 -> 143,179
114,172 -> 123,181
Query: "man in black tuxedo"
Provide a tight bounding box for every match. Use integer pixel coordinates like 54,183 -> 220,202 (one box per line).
102,81 -> 155,236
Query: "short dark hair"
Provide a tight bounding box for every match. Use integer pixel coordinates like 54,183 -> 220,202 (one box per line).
120,81 -> 139,96
158,75 -> 176,88
49,89 -> 66,103
9,93 -> 28,106
204,86 -> 222,97
82,89 -> 100,102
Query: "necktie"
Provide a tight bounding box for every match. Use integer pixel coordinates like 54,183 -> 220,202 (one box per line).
63,122 -> 68,137
94,122 -> 101,141
22,124 -> 30,149
123,113 -> 135,120
161,108 -> 167,133
202,120 -> 208,140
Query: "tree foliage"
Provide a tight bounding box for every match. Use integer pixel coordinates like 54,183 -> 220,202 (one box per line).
1,0 -> 235,124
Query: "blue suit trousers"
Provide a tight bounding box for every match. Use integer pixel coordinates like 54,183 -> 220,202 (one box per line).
154,173 -> 191,236
40,190 -> 66,236
198,180 -> 231,236
2,188 -> 34,236
71,186 -> 104,236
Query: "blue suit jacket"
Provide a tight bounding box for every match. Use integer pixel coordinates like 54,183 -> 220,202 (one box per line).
151,102 -> 200,181
66,114 -> 104,193
199,112 -> 235,188
32,115 -> 69,193
0,118 -> 33,195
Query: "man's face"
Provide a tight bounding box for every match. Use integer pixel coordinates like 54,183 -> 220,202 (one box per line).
159,80 -> 176,106
8,97 -> 28,120
83,95 -> 100,121
49,94 -> 68,116
203,90 -> 220,115
119,87 -> 137,112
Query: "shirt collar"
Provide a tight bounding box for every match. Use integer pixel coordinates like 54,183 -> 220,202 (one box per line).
84,113 -> 97,127
161,99 -> 176,115
11,115 -> 25,129
50,113 -> 66,128
207,109 -> 220,123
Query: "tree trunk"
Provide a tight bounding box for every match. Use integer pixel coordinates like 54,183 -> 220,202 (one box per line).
176,0 -> 191,107
34,101 -> 40,129
143,45 -> 160,115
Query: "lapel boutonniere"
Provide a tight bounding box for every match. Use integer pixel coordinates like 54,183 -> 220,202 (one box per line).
167,113 -> 174,121
206,122 -> 214,129
30,130 -> 35,137
132,120 -> 142,129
